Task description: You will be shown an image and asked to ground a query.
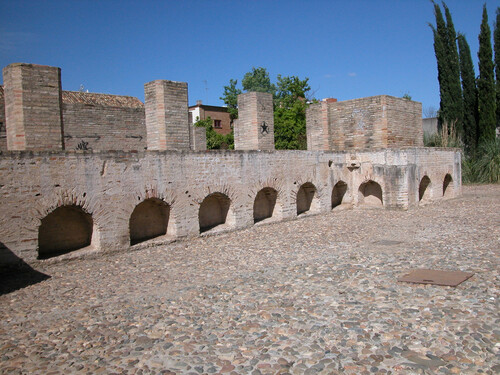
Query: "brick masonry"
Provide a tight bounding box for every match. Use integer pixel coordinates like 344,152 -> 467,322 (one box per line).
0,85 -> 6,152
191,126 -> 207,151
307,95 -> 423,151
62,91 -> 146,151
145,80 -> 190,151
1,64 -> 147,152
0,63 -> 462,266
235,92 -> 274,151
3,63 -> 64,151
0,148 -> 461,264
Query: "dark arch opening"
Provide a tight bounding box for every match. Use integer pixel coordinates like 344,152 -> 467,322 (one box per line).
199,193 -> 231,233
331,181 -> 348,209
253,187 -> 278,223
443,174 -> 453,197
129,198 -> 170,245
38,205 -> 93,259
358,180 -> 383,206
419,176 -> 431,202
297,182 -> 317,215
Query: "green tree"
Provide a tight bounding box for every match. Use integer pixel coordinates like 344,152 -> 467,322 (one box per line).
220,68 -> 312,150
220,79 -> 241,122
241,67 -> 276,94
430,2 -> 463,135
430,3 -> 450,125
274,75 -> 311,150
477,4 -> 497,143
494,8 -> 500,128
458,33 -> 479,152
443,2 -> 464,136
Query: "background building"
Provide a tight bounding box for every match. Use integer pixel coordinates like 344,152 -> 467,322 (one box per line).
188,100 -> 232,135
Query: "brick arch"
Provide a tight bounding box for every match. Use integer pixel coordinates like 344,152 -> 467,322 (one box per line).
443,173 -> 454,198
253,187 -> 279,223
419,175 -> 432,203
295,182 -> 320,215
249,177 -> 286,223
38,204 -> 94,259
331,180 -> 348,209
123,186 -> 178,239
199,192 -> 233,233
193,182 -> 237,233
358,179 -> 383,207
129,198 -> 170,245
30,189 -> 103,258
32,189 -> 100,226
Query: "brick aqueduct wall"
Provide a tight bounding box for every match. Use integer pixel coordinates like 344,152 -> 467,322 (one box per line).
0,63 -> 462,265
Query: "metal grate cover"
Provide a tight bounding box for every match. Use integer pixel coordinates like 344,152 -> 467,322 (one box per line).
398,269 -> 474,287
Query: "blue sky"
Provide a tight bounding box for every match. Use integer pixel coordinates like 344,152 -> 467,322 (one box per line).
1,1 -> 498,115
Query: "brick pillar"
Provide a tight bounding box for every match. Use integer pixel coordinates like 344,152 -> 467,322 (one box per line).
3,63 -> 64,151
234,92 -> 274,151
191,125 -> 207,151
306,100 -> 331,151
144,80 -> 190,150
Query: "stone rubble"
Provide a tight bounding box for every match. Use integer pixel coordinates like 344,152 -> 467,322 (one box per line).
1,184 -> 499,374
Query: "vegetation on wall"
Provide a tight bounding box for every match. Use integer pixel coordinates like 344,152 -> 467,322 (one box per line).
194,116 -> 234,150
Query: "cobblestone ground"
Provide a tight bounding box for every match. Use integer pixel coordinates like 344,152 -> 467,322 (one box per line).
1,184 -> 499,375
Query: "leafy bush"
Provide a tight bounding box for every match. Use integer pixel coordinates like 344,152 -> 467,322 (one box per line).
424,120 -> 463,148
424,120 -> 499,184
461,155 -> 478,184
473,138 -> 500,183
195,116 -> 234,150
462,138 -> 500,184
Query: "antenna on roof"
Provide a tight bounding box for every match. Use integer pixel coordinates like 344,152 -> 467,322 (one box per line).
79,84 -> 85,93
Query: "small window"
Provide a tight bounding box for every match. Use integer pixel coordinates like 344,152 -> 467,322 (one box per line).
213,120 -> 222,128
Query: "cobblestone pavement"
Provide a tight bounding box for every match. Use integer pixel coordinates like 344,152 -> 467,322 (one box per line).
1,184 -> 499,375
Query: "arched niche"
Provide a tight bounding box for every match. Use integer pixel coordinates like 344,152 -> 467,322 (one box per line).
297,182 -> 317,215
38,205 -> 93,259
199,193 -> 231,233
331,181 -> 348,209
129,198 -> 170,245
443,174 -> 453,198
358,180 -> 383,207
253,187 -> 278,223
419,176 -> 432,203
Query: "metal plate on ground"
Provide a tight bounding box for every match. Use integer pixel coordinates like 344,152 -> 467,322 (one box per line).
398,269 -> 474,287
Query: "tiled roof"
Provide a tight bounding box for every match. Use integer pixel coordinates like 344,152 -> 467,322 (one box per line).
62,90 -> 144,108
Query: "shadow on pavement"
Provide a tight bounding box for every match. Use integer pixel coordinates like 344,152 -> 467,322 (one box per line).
0,242 -> 50,296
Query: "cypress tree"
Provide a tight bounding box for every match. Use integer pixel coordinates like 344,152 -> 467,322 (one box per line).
430,2 -> 463,133
494,8 -> 500,129
430,2 -> 450,127
458,33 -> 478,152
443,3 -> 464,137
477,5 -> 497,143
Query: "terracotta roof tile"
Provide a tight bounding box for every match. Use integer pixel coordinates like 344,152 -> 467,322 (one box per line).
62,90 -> 143,108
